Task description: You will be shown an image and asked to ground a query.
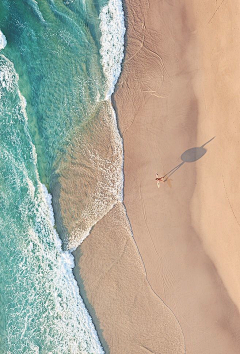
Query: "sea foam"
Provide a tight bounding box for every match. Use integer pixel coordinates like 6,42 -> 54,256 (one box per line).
0,54 -> 104,354
39,183 -> 105,353
60,0 -> 126,250
99,0 -> 125,98
0,30 -> 7,51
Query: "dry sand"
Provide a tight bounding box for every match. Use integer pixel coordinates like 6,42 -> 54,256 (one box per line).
73,0 -> 240,353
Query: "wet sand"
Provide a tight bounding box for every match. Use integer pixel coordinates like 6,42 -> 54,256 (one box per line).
74,203 -> 184,353
73,0 -> 240,352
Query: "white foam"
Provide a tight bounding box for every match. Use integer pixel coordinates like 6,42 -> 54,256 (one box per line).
0,30 -> 7,50
0,56 -> 16,94
26,176 -> 36,199
41,184 -> 55,228
99,0 -> 125,98
1,35 -> 104,354
39,183 -> 104,353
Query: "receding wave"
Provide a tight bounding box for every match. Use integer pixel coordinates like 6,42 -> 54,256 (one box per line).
52,100 -> 124,250
50,0 -> 125,250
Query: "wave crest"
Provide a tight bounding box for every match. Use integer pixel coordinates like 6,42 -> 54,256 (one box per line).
99,0 -> 125,98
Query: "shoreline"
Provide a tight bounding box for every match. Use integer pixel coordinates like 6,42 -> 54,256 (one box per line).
73,202 -> 185,353
72,0 -> 185,352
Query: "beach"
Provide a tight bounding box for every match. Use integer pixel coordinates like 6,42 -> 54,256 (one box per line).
74,202 -> 184,353
1,0 -> 240,352
74,0 -> 240,352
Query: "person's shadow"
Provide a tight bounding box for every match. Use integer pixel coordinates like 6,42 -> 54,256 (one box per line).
163,137 -> 215,181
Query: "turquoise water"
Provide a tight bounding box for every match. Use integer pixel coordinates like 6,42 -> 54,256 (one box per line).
0,0 -> 125,353
1,0 -> 108,184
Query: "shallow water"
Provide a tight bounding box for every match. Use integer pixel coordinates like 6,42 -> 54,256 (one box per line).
0,0 -> 125,352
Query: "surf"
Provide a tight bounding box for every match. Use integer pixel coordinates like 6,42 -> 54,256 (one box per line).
0,53 -> 104,353
0,0 -> 126,351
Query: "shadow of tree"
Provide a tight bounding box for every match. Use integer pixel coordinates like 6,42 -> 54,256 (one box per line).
163,137 -> 215,181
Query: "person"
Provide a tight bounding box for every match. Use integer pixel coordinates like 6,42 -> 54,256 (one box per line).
155,173 -> 165,188
155,173 -> 165,182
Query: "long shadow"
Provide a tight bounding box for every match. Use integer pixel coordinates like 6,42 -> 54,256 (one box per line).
163,137 -> 215,181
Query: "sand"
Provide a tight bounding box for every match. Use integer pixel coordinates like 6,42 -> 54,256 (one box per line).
73,203 -> 184,353
73,0 -> 240,353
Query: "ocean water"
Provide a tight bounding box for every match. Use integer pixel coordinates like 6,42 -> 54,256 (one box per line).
0,0 -> 125,353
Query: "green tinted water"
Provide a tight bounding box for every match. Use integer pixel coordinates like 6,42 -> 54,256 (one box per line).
0,0 -> 125,352
1,0 -> 108,184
